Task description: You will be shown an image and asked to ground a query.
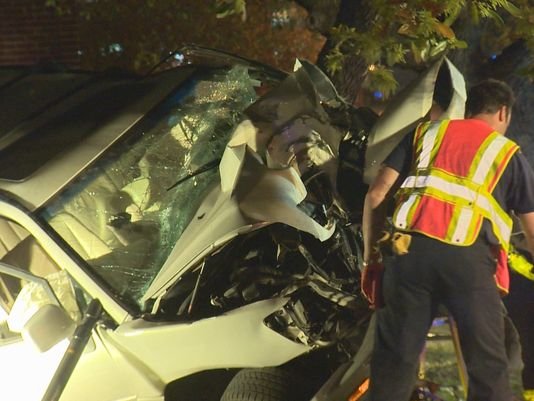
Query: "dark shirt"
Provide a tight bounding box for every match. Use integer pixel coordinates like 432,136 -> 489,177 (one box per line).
384,123 -> 534,243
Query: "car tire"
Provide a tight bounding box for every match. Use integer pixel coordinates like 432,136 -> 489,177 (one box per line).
220,367 -> 313,401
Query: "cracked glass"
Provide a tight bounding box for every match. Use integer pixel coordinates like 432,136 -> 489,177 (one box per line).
39,65 -> 272,310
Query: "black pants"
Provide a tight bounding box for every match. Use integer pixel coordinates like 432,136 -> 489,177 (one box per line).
504,311 -> 526,399
369,234 -> 513,401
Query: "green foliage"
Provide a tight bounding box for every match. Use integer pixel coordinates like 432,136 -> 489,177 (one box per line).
385,43 -> 407,66
365,66 -> 399,99
322,0 -> 532,97
471,0 -> 518,19
325,1 -> 469,95
215,0 -> 247,20
44,0 -> 325,74
44,0 -> 534,92
44,0 -> 70,15
517,64 -> 534,78
324,47 -> 345,75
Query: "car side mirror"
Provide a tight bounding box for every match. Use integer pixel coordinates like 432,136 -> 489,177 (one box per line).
22,303 -> 75,352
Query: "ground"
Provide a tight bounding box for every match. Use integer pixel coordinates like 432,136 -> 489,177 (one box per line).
423,313 -> 534,401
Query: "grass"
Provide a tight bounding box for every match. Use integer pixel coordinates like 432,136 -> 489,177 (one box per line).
422,318 -> 533,401
423,330 -> 466,401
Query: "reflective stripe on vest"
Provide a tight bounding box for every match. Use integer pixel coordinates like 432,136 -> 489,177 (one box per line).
393,119 -> 519,251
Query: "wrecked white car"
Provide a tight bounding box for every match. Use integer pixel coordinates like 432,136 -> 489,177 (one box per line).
0,47 -> 377,401
0,47 -> 459,401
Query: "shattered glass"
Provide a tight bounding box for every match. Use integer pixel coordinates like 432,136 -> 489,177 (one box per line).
40,65 -> 262,310
7,270 -> 79,333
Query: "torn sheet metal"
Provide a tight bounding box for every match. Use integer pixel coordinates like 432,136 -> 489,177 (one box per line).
364,57 -> 466,183
235,150 -> 334,241
244,60 -> 343,184
143,62 -> 347,302
311,314 -> 376,401
144,120 -> 336,302
292,59 -> 343,108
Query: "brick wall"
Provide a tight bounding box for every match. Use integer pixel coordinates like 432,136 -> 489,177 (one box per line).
0,0 -> 81,68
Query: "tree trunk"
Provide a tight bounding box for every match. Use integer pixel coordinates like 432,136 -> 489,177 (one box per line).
296,0 -> 373,104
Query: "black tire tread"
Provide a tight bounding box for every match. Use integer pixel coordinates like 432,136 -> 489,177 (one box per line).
220,368 -> 312,401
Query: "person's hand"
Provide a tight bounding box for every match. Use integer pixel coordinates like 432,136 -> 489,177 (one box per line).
361,256 -> 384,309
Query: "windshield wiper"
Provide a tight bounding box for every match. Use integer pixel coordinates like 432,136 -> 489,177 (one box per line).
167,158 -> 221,191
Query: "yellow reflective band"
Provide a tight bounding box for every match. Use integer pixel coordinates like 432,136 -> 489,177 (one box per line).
508,245 -> 534,280
449,207 -> 473,244
413,121 -> 430,156
482,139 -> 519,191
393,193 -> 419,230
417,120 -> 449,169
396,121 -> 518,251
472,134 -> 509,184
418,122 -> 440,169
399,174 -> 513,247
401,175 -> 474,203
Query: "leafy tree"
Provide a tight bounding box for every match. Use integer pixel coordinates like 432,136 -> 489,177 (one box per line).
44,0 -> 325,73
216,0 -> 534,103
46,0 -> 534,103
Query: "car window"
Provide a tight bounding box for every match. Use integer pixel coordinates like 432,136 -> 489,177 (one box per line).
0,272 -> 19,341
39,65 -> 276,311
0,217 -> 83,341
0,264 -> 76,401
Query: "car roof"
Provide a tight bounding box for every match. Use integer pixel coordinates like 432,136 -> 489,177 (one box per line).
0,64 -> 196,210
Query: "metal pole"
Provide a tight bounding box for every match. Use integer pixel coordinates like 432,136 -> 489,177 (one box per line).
41,298 -> 103,401
448,314 -> 468,398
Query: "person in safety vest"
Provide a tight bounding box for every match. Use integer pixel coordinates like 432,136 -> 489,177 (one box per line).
362,79 -> 534,401
427,85 -> 530,400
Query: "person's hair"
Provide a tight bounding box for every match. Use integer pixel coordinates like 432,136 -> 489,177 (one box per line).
465,79 -> 515,118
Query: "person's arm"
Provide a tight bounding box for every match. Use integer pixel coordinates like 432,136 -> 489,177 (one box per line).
518,212 -> 534,260
505,152 -> 534,261
362,165 -> 400,263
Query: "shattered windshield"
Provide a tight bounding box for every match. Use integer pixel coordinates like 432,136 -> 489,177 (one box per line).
39,65 -> 275,310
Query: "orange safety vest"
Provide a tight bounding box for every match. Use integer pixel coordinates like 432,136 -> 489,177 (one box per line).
392,119 -> 519,293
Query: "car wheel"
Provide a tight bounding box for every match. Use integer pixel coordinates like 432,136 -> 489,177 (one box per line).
220,368 -> 313,401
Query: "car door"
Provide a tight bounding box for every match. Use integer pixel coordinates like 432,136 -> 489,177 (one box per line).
0,263 -> 74,401
0,211 -> 167,401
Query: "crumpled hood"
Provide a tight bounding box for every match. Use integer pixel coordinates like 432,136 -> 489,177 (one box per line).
364,57 -> 466,183
143,56 -> 468,304
142,61 -> 344,303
